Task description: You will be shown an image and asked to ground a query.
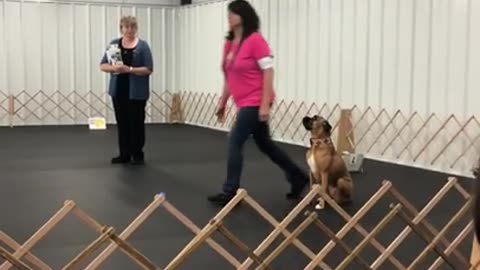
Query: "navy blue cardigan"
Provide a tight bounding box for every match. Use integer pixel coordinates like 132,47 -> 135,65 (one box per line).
100,38 -> 153,100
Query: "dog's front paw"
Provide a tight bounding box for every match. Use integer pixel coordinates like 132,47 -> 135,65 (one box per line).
315,198 -> 325,210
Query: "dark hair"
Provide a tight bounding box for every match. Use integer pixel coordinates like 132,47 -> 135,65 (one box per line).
226,0 -> 260,41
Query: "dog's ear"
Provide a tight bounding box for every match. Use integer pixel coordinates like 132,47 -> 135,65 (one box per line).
322,120 -> 332,134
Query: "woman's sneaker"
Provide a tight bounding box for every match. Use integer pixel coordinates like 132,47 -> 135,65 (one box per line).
207,192 -> 235,206
286,174 -> 308,200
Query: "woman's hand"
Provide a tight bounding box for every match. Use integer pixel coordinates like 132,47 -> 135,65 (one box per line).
101,63 -> 120,74
216,82 -> 230,123
259,104 -> 270,122
115,65 -> 131,73
216,106 -> 226,123
102,64 -> 129,74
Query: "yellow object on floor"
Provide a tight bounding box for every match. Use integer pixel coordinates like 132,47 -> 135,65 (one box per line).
88,117 -> 106,130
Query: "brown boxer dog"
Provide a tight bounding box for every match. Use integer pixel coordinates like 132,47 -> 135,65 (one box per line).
302,115 -> 353,209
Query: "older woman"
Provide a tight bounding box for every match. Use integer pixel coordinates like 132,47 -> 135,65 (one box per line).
100,15 -> 153,165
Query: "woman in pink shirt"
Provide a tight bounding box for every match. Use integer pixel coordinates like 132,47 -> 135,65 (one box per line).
207,0 -> 308,206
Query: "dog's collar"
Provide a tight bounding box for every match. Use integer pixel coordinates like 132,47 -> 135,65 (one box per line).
309,137 -> 332,146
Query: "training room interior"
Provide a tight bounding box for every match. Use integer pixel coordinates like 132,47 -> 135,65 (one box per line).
1,0 -> 480,269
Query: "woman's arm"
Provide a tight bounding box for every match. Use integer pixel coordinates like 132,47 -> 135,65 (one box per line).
99,41 -> 118,73
218,81 -> 230,108
260,68 -> 274,109
250,33 -> 275,121
100,63 -> 119,73
100,63 -> 130,74
215,79 -> 230,122
100,63 -> 151,76
129,66 -> 152,76
218,41 -> 231,109
130,41 -> 154,76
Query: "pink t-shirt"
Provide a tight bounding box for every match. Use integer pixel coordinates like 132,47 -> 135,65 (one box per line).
222,32 -> 276,108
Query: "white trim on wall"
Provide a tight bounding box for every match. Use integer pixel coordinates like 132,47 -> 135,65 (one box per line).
4,0 -> 178,7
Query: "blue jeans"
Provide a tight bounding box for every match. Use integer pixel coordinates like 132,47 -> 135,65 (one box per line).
222,106 -> 307,195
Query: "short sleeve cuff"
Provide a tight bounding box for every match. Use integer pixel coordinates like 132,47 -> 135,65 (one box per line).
258,56 -> 274,70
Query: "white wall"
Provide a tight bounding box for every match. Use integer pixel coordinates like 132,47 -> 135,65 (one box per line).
2,0 -> 480,176
178,0 -> 480,119
0,0 -> 177,125
16,0 -> 179,5
175,0 -> 480,177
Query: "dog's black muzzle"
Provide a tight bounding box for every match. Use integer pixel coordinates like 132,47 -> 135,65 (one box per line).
302,116 -> 313,131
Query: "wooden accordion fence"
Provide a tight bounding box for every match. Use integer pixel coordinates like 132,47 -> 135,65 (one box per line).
1,89 -> 479,177
174,90 -> 480,177
1,88 -> 479,268
0,177 -> 477,269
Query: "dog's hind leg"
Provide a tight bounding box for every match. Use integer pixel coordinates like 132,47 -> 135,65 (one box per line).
336,177 -> 353,205
328,186 -> 339,202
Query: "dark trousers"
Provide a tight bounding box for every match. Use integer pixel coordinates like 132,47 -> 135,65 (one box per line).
222,106 -> 307,195
112,97 -> 147,160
